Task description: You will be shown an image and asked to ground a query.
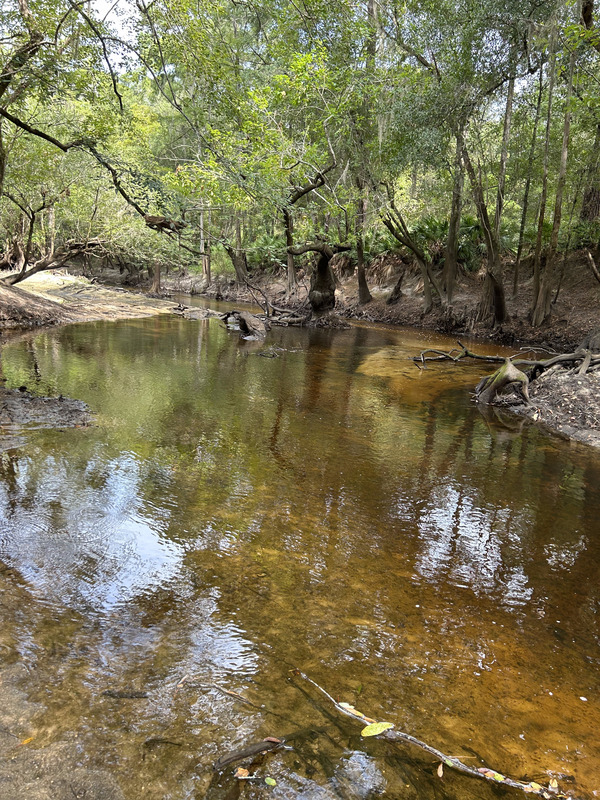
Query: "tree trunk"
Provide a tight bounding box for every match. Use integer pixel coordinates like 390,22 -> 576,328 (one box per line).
355,188 -> 372,304
151,262 -> 161,293
513,65 -> 544,297
288,242 -> 350,312
460,136 -> 507,325
580,123 -> 600,222
417,257 -> 434,314
232,218 -> 248,284
309,252 -> 337,312
444,134 -> 463,304
0,120 -> 5,199
224,243 -> 248,283
531,29 -> 556,310
381,201 -> 444,312
200,206 -> 209,283
47,206 -> 56,258
532,12 -> 577,328
283,208 -> 297,292
494,70 -> 515,242
386,270 -> 405,304
204,208 -> 212,284
471,67 -> 515,326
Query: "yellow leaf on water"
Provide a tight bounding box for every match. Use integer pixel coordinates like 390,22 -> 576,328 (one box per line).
550,779 -> 559,790
437,763 -> 444,778
360,722 -> 394,737
530,782 -> 543,791
19,737 -> 34,746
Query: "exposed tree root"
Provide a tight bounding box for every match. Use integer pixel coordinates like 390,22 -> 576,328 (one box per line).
475,359 -> 530,404
412,339 -> 600,404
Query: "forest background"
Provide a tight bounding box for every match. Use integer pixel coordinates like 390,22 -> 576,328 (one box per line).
2,0 -> 600,334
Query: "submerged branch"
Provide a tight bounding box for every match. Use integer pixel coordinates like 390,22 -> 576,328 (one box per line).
292,670 -> 573,799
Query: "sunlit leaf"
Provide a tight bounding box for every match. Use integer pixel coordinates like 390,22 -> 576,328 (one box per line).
234,768 -> 249,779
360,722 -> 394,737
265,777 -> 276,786
437,763 -> 444,778
549,779 -> 559,790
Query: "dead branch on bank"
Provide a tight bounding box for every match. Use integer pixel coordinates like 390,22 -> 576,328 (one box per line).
240,280 -> 311,327
291,670 -> 573,800
412,340 -> 600,404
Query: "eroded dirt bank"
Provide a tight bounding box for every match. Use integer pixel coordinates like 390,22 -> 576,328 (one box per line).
510,369 -> 600,449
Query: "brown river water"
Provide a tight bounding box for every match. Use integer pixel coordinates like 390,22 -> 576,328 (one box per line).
0,311 -> 599,800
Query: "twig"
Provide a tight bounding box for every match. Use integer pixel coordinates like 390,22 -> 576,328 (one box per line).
244,280 -> 269,315
291,670 -> 573,800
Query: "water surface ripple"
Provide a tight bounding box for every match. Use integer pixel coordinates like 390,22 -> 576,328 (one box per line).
0,316 -> 599,799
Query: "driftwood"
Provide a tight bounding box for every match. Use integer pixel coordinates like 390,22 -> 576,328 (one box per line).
292,670 -> 573,800
221,310 -> 269,339
412,340 -> 600,404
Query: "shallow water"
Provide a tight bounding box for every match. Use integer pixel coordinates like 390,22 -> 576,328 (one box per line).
0,315 -> 599,800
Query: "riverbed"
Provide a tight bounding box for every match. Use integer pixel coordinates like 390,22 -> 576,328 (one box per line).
0,313 -> 599,800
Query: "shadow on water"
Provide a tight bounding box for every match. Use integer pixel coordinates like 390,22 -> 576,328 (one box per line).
0,315 -> 599,799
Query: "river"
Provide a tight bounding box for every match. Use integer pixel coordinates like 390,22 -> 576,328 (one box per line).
0,312 -> 599,800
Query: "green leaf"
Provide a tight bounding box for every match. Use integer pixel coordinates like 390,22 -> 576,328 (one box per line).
265,777 -> 276,786
360,722 -> 394,737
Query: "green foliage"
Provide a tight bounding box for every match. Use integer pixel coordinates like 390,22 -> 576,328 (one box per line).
246,232 -> 287,273
0,0 -> 598,288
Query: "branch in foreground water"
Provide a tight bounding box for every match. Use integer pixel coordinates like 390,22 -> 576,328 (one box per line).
291,670 -> 574,800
